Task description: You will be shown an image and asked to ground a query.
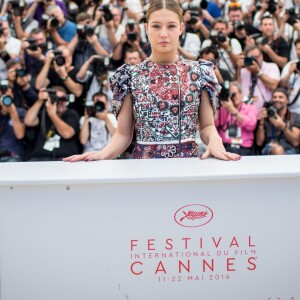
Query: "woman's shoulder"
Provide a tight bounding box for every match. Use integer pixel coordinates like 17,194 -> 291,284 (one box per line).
180,57 -> 215,73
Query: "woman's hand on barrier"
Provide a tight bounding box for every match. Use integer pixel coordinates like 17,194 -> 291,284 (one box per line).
200,137 -> 241,161
63,151 -> 105,162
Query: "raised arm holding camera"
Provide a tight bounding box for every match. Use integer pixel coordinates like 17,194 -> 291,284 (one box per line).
24,86 -> 80,161
6,57 -> 38,108
67,12 -> 110,70
44,4 -> 76,46
280,38 -> 300,114
0,86 -> 26,162
238,45 -> 280,113
256,88 -> 300,155
254,14 -> 289,69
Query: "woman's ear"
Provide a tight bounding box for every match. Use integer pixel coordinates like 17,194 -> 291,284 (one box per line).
144,23 -> 149,36
179,22 -> 184,35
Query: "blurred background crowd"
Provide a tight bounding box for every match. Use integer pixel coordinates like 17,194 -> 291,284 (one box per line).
0,0 -> 300,161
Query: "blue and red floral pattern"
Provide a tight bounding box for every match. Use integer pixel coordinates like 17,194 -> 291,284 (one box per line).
109,57 -> 221,159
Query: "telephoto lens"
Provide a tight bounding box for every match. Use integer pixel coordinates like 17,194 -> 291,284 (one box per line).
0,95 -> 13,106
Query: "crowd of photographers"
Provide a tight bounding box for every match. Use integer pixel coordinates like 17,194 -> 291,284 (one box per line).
0,0 -> 300,161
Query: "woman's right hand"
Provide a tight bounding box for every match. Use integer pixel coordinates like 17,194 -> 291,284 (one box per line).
63,151 -> 105,162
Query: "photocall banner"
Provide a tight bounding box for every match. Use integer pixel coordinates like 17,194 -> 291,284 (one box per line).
0,177 -> 299,300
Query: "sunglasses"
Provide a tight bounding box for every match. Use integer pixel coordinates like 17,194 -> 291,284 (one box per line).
229,2 -> 241,8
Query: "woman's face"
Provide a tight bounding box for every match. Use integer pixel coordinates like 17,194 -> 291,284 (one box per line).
145,9 -> 183,55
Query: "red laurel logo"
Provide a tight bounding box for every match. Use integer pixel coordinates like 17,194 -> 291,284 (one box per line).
174,204 -> 214,227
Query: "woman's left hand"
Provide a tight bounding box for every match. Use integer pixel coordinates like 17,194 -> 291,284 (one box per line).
200,137 -> 241,161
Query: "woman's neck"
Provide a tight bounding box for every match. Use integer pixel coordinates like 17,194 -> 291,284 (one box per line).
149,52 -> 179,65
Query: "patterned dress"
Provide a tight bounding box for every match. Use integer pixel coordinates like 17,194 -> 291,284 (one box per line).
109,57 -> 221,159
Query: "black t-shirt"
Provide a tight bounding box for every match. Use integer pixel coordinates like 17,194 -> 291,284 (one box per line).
48,67 -> 85,115
264,112 -> 300,149
263,37 -> 290,66
31,108 -> 80,159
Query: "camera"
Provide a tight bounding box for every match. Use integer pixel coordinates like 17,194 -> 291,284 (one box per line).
98,5 -> 113,22
244,56 -> 255,67
286,8 -> 300,26
86,100 -> 105,117
0,80 -> 9,94
16,68 -> 27,78
76,24 -> 95,38
256,36 -> 269,46
233,21 -> 245,31
264,101 -> 277,118
210,30 -> 227,44
45,88 -> 71,104
52,49 -> 65,66
219,81 -> 230,101
127,32 -> 137,42
25,37 -> 39,51
127,19 -> 135,31
266,0 -> 278,14
9,0 -> 25,17
40,14 -> 59,30
92,57 -> 110,76
189,10 -> 200,25
0,95 -> 13,106
255,1 -> 262,10
200,0 -> 208,9
296,59 -> 300,72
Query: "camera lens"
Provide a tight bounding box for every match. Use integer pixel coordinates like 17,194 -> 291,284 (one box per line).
0,95 -> 13,106
55,55 -> 66,66
50,17 -> 59,29
94,101 -> 105,113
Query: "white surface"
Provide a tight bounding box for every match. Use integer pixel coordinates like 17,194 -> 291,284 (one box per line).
0,155 -> 300,185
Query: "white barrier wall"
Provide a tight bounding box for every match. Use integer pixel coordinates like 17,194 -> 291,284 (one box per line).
0,156 -> 300,300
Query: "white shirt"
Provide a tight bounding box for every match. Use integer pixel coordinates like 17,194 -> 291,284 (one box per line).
201,38 -> 242,76
182,32 -> 201,59
281,61 -> 300,114
5,36 -> 21,56
80,114 -> 117,152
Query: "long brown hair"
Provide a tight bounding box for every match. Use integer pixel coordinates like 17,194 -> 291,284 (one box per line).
146,0 -> 183,23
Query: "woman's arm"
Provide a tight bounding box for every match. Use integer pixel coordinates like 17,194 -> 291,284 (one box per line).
199,90 -> 240,160
63,95 -> 134,161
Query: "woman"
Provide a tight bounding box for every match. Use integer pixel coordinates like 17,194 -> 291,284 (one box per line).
64,0 -> 241,162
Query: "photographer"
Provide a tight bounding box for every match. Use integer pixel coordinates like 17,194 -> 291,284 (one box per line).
182,7 -> 209,40
27,0 -> 67,23
35,46 -> 83,113
201,18 -> 242,80
0,86 -> 26,162
280,38 -> 300,114
253,15 -> 289,69
112,19 -> 147,67
278,9 -> 300,61
178,9 -> 202,60
24,86 -> 80,161
215,81 -> 258,156
227,5 -> 262,51
95,6 -> 125,50
76,55 -> 112,104
3,1 -> 39,40
199,46 -> 230,83
45,4 -> 76,46
21,28 -> 50,78
6,57 -> 38,108
0,19 -> 21,62
238,45 -> 280,113
252,0 -> 283,29
256,88 -> 300,154
67,12 -> 110,70
80,92 -> 117,153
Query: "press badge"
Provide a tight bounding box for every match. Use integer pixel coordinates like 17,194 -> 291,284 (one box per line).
43,135 -> 61,152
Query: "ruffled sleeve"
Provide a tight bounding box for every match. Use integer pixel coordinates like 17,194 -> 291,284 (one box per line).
198,59 -> 221,114
109,64 -> 132,118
